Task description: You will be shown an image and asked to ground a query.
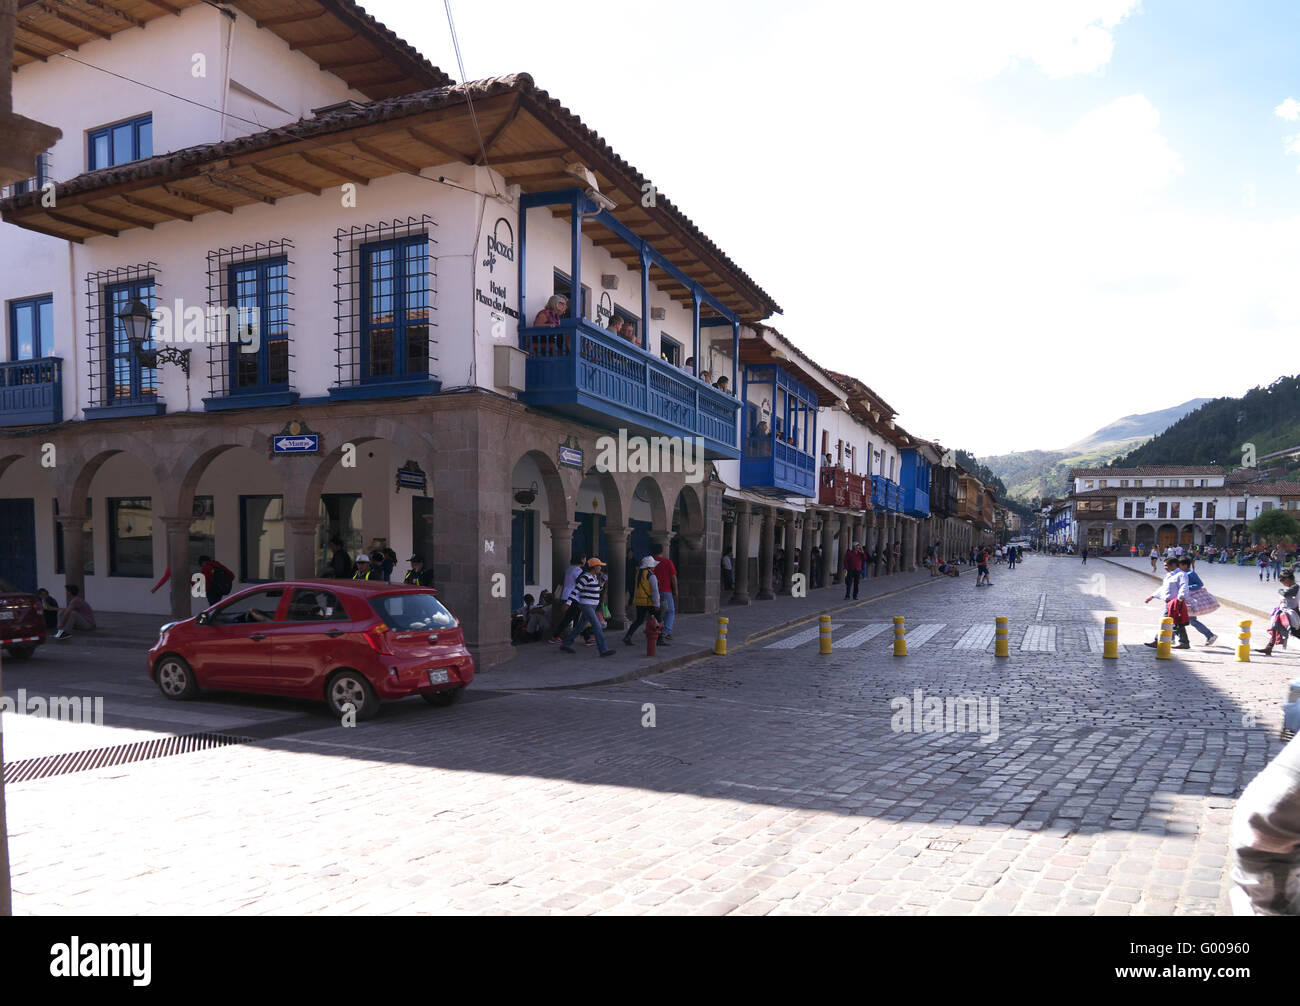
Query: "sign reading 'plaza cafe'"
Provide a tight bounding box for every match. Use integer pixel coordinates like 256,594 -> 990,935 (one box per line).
476,216 -> 518,338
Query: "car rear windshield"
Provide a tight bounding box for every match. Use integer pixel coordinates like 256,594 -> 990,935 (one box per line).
369,592 -> 456,631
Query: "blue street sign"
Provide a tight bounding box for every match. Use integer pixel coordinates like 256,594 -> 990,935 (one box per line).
272,434 -> 319,454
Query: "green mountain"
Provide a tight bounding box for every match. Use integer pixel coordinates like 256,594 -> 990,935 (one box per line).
979,397 -> 1213,504
1109,376 -> 1300,469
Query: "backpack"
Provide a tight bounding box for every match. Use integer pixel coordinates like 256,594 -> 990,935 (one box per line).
211,565 -> 233,595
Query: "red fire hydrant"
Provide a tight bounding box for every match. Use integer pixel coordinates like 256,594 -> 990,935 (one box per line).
644,611 -> 662,657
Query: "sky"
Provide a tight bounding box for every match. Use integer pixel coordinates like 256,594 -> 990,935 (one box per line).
363,0 -> 1300,456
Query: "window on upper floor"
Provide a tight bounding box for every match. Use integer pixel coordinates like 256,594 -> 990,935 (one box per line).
361,234 -> 429,382
1134,479 -> 1142,487
1085,480 -> 1094,488
1185,479 -> 1194,487
228,257 -> 289,391
1194,502 -> 1203,519
1170,502 -> 1180,518
88,114 -> 152,171
1120,479 -> 1129,487
1123,502 -> 1133,518
104,277 -> 157,403
553,270 -> 590,321
660,333 -> 681,367
8,295 -> 53,360
1156,479 -> 1164,487
1099,479 -> 1108,488
1158,502 -> 1167,518
1262,501 -> 1274,512
888,456 -> 895,480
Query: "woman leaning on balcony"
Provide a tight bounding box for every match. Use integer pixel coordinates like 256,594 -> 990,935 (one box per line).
532,295 -> 569,356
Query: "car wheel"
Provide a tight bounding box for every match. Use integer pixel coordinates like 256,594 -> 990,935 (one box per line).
326,670 -> 378,721
422,687 -> 463,708
155,654 -> 198,700
4,644 -> 36,660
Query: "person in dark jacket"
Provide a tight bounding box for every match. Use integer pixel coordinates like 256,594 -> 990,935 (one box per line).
199,554 -> 236,607
329,538 -> 352,579
403,555 -> 434,587
352,553 -> 381,581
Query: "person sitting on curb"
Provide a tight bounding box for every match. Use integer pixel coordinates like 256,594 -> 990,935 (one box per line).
52,584 -> 96,640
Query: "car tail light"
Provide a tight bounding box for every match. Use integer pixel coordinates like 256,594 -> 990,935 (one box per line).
363,623 -> 393,655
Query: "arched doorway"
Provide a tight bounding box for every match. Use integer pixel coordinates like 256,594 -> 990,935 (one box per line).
1136,524 -> 1155,551
671,483 -> 706,612
508,451 -> 568,610
1180,524 -> 1196,547
1158,524 -> 1178,550
1212,523 -> 1227,545
1114,527 -> 1130,549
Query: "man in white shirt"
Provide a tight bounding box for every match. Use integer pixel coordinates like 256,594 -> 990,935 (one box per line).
1143,557 -> 1190,649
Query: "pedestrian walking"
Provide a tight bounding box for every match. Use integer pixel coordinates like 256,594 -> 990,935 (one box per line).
721,548 -> 735,591
1143,557 -> 1190,650
1259,552 -> 1272,582
328,537 -> 352,579
559,558 -> 616,657
1177,555 -> 1219,646
1150,547 -> 1159,573
1254,570 -> 1299,657
1081,545 -> 1088,564
622,556 -> 662,646
1272,546 -> 1284,582
199,554 -> 236,607
843,541 -> 864,599
1007,546 -> 1017,571
976,548 -> 991,587
549,553 -> 587,644
651,543 -> 679,642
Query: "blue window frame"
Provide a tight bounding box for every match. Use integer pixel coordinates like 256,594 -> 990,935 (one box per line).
227,256 -> 289,391
660,333 -> 682,367
9,152 -> 49,196
9,295 -> 53,360
104,278 -> 157,402
361,235 -> 428,381
88,114 -> 152,171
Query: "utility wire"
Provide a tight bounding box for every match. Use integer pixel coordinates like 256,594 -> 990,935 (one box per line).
442,0 -> 500,197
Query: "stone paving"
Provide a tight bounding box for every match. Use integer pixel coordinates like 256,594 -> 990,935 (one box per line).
2,554 -> 1291,915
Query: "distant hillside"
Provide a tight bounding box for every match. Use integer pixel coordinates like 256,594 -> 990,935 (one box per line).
980,397 -> 1211,504
1111,376 -> 1300,469
1067,398 -> 1212,452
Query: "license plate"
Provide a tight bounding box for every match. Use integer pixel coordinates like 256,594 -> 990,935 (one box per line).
0,611 -> 13,620
427,668 -> 450,685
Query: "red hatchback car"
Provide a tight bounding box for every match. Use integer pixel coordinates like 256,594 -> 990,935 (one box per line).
0,578 -> 47,659
148,579 -> 473,719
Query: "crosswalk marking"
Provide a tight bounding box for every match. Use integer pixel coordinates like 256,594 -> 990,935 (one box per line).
953,624 -> 995,650
835,623 -> 892,648
1035,593 -> 1047,622
1021,625 -> 1057,652
903,623 -> 946,648
765,623 -> 841,649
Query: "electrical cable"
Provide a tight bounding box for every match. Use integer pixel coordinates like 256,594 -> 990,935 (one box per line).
441,0 -> 500,197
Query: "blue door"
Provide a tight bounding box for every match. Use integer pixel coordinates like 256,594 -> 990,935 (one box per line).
0,498 -> 37,592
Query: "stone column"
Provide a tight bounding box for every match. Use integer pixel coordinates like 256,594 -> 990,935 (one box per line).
757,506 -> 775,600
285,514 -> 323,582
800,510 -> 816,593
544,520 -> 578,592
902,517 -> 915,572
160,515 -> 196,621
731,500 -> 752,605
604,524 -> 629,629
55,512 -> 86,598
777,512 -> 795,595
820,508 -> 835,588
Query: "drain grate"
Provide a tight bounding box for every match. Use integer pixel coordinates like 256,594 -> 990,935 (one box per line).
3,731 -> 253,784
926,839 -> 963,852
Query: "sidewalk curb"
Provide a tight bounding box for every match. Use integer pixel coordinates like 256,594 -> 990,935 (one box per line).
502,573 -> 947,691
1097,556 -> 1273,621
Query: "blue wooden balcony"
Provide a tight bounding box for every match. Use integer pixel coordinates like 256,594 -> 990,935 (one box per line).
740,432 -> 816,497
899,450 -> 931,517
519,319 -> 739,458
0,357 -> 62,425
872,475 -> 901,512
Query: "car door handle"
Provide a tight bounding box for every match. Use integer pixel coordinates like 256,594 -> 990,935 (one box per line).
326,630 -> 345,637
250,633 -> 266,641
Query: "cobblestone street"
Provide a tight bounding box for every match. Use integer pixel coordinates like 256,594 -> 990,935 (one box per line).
3,555 -> 1292,915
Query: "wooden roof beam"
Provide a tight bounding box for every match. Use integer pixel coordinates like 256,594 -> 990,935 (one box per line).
488,147 -> 569,166
163,184 -> 235,213
37,3 -> 113,39
257,9 -> 327,28
120,192 -> 193,221
79,0 -> 146,28
290,32 -> 357,50
405,126 -> 472,164
14,218 -> 84,242
45,210 -> 118,236
298,151 -> 370,186
13,39 -> 48,60
248,163 -> 323,197
352,139 -> 421,175
84,201 -> 155,229
17,20 -> 80,49
137,0 -> 183,14
475,96 -> 524,164
319,54 -> 385,72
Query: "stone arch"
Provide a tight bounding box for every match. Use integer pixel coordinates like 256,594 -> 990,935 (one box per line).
1158,523 -> 1178,550
512,448 -> 569,527
628,475 -> 669,536
1136,523 -> 1155,549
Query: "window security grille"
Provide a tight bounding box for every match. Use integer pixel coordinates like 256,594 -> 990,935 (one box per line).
205,239 -> 295,399
85,263 -> 159,406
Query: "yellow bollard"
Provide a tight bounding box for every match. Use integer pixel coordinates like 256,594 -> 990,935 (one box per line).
1237,619 -> 1252,662
893,616 -> 907,657
1103,616 -> 1118,659
994,616 -> 1009,657
1156,617 -> 1172,659
714,616 -> 728,656
819,614 -> 833,655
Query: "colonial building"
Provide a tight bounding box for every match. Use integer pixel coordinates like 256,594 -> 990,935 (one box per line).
1068,466 -> 1300,550
0,0 -> 961,669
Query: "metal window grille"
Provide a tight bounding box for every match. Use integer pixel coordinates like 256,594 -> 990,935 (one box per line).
205,239 -> 295,399
334,216 -> 438,388
85,262 -> 159,406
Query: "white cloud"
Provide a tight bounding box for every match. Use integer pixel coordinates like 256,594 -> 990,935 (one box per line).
1276,97 -> 1300,121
